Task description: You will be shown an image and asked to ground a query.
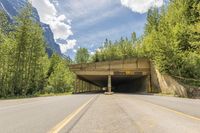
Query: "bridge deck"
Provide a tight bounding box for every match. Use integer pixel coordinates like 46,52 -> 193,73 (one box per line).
70,58 -> 150,76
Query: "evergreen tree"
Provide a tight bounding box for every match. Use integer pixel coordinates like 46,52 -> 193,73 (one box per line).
0,12 -> 15,97
75,48 -> 90,64
47,54 -> 74,93
12,4 -> 48,95
131,32 -> 137,44
0,4 -> 75,98
145,8 -> 160,34
0,11 -> 10,34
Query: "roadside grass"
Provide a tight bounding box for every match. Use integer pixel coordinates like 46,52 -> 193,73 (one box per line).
0,95 -> 37,100
0,92 -> 72,100
37,92 -> 72,97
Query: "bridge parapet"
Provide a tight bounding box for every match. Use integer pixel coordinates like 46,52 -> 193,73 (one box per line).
70,58 -> 150,76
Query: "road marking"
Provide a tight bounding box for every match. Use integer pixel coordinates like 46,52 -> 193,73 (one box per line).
133,96 -> 200,121
49,96 -> 96,133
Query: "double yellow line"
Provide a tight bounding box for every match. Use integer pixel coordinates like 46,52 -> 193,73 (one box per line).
49,96 -> 96,133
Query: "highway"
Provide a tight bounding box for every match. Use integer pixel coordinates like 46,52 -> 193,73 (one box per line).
0,94 -> 200,133
0,95 -> 95,133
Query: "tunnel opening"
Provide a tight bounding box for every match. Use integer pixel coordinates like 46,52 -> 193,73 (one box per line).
78,75 -> 149,94
111,76 -> 148,93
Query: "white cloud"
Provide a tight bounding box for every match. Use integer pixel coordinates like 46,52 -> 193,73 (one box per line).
59,40 -> 77,53
50,16 -> 73,39
73,49 -> 77,53
121,0 -> 164,13
32,0 -> 73,40
90,51 -> 95,55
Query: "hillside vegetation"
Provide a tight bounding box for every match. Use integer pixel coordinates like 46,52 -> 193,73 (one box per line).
87,0 -> 200,86
0,5 -> 74,98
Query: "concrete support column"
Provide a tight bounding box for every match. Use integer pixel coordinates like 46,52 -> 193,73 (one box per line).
105,75 -> 113,95
81,80 -> 83,93
83,81 -> 85,92
147,75 -> 152,93
91,84 -> 93,92
79,79 -> 81,93
86,82 -> 88,92
73,77 -> 76,94
77,79 -> 80,93
74,76 -> 78,94
82,80 -> 85,92
108,75 -> 112,92
87,83 -> 90,92
85,81 -> 88,92
89,84 -> 91,92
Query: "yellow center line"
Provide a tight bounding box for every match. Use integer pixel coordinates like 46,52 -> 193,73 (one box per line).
48,95 -> 96,133
132,96 -> 200,121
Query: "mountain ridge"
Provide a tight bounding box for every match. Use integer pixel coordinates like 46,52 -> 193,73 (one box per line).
0,0 -> 62,55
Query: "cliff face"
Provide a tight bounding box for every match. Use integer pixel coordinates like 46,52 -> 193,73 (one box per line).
41,23 -> 61,55
0,0 -> 61,55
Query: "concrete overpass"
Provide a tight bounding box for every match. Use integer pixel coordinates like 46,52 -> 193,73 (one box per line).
69,58 -> 152,94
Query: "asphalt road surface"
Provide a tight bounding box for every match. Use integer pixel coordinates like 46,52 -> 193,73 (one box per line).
0,94 -> 200,133
0,95 -> 95,133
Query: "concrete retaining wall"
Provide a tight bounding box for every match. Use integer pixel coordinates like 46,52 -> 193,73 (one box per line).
151,63 -> 200,98
151,63 -> 188,97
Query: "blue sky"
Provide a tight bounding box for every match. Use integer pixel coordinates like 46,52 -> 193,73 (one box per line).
32,0 -> 165,58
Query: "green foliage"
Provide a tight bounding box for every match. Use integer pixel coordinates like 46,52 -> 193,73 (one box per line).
91,32 -> 140,62
0,4 -> 74,98
47,54 -> 74,93
145,7 -> 160,34
0,31 -> 15,97
75,48 -> 89,63
0,11 -> 10,34
91,0 -> 200,86
11,5 -> 49,96
141,0 -> 200,82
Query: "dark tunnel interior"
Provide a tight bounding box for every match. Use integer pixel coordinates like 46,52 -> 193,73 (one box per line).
79,75 -> 148,93
112,76 -> 148,93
